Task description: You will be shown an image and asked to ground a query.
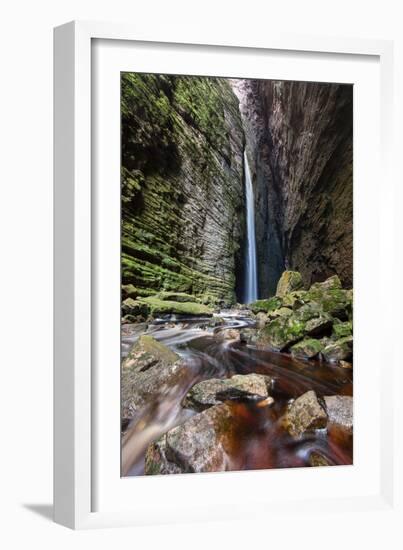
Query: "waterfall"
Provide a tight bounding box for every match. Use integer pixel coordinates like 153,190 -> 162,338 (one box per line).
244,151 -> 258,303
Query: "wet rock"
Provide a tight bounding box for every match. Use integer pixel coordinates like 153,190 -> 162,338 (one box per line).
145,435 -> 183,475
290,338 -> 324,360
286,390 -> 328,437
309,452 -> 331,467
322,336 -> 353,363
324,395 -> 353,433
121,335 -> 188,418
276,271 -> 303,297
184,373 -> 272,412
148,403 -> 234,473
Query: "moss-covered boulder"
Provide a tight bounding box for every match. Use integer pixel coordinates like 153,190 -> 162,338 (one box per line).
121,298 -> 150,318
332,320 -> 352,339
310,275 -> 342,292
267,307 -> 293,321
276,271 -> 304,297
306,286 -> 352,320
250,296 -> 283,314
138,296 -> 213,317
322,336 -> 353,363
290,338 -> 324,360
282,290 -> 308,309
122,284 -> 138,299
257,315 -> 306,351
156,291 -> 200,303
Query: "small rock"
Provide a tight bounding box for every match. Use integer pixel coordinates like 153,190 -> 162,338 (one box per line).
286,390 -> 328,437
324,395 -> 353,433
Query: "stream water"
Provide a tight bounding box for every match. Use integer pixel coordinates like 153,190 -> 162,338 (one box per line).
121,312 -> 353,476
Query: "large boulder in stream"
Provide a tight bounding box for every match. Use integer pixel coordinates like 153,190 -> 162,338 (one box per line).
286,390 -> 328,437
183,373 -> 273,412
121,335 -> 188,420
146,403 -> 235,474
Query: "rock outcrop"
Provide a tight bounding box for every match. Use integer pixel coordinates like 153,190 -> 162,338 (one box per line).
121,74 -> 245,306
231,79 -> 353,294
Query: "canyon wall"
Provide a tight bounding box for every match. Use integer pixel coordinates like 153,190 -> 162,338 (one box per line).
233,79 -> 353,294
121,74 -> 245,305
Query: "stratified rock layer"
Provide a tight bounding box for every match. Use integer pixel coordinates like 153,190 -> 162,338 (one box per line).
121,74 -> 245,305
231,79 -> 353,293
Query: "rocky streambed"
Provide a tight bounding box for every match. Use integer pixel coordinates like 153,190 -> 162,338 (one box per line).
121,271 -> 353,476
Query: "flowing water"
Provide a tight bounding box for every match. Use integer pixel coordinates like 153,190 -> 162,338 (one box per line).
121,312 -> 353,476
244,152 -> 258,303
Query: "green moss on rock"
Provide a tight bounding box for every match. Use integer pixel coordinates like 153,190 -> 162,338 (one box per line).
250,296 -> 283,314
276,271 -> 304,297
290,338 -> 324,359
138,296 -> 213,316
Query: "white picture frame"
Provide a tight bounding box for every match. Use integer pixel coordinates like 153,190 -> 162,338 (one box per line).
54,20 -> 396,530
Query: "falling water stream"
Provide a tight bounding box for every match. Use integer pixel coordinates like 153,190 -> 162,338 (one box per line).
244,151 -> 258,303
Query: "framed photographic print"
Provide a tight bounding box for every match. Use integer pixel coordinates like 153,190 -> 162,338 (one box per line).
54,21 -> 396,529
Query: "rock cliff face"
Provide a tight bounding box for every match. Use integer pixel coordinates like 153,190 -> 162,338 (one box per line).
121,74 -> 245,305
232,79 -> 353,294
